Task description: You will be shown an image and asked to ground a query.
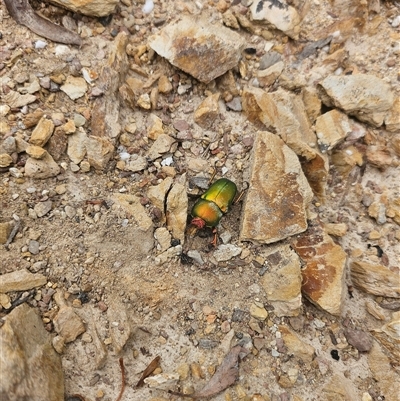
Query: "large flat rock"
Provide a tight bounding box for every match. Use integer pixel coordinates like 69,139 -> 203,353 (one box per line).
149,15 -> 246,83
240,131 -> 313,244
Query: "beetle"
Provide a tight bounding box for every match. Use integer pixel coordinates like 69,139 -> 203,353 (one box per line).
188,177 -> 239,246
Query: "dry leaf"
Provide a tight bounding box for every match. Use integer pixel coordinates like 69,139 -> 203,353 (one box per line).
136,356 -> 161,387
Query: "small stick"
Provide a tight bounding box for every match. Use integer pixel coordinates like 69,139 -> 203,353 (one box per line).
115,358 -> 126,401
4,219 -> 21,250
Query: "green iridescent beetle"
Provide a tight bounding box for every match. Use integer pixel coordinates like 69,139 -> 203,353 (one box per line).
189,178 -> 238,245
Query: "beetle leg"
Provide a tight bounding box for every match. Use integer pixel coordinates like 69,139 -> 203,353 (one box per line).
211,227 -> 218,247
233,181 -> 249,204
208,161 -> 218,186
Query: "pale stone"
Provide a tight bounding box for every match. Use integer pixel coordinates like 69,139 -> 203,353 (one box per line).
48,0 -> 118,17
324,222 -> 348,237
158,75 -> 172,93
147,177 -> 173,223
25,152 -> 60,179
111,194 -> 154,257
26,145 -> 47,159
256,61 -> 284,87
279,325 -> 315,363
350,261 -> 400,298
148,113 -> 164,140
60,76 -> 88,100
371,312 -> 400,362
34,200 -> 52,217
194,93 -> 220,129
368,342 -> 400,401
250,0 -> 301,39
149,15 -> 246,83
107,298 -> 134,354
154,227 -> 172,252
0,221 -> 12,244
0,153 -> 12,167
0,304 -> 64,401
86,136 -> 114,170
29,117 -> 55,147
302,87 -> 321,123
322,374 -> 361,401
166,175 -> 188,244
147,134 -> 176,160
144,373 -> 180,390
213,244 -> 242,262
385,97 -> 400,132
3,90 -> 37,108
240,131 -> 313,244
261,245 -> 302,317
125,156 -> 148,172
0,269 -> 46,293
250,303 -> 268,321
53,303 -> 85,343
292,222 -> 347,316
318,74 -> 395,127
91,33 -> 129,140
315,109 -> 352,152
67,128 -> 88,164
137,93 -> 151,109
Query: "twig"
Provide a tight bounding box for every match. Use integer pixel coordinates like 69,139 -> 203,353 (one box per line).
115,358 -> 126,401
4,0 -> 82,46
4,219 -> 21,250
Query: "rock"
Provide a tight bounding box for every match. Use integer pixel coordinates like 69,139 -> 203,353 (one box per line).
3,90 -> 37,108
350,260 -> 400,298
144,373 -> 179,390
111,193 -> 154,257
166,175 -> 188,244
385,97 -> 400,132
0,221 -> 12,244
125,156 -> 148,172
147,177 -> 173,224
324,222 -> 348,237
302,87 -> 322,124
107,298 -> 134,354
49,0 -> 118,17
365,299 -> 386,321
368,342 -> 400,401
250,0 -> 301,39
91,33 -> 129,140
147,134 -> 176,160
25,152 -> 60,179
318,74 -> 395,127
26,145 -> 47,159
260,245 -> 302,317
240,131 -> 313,244
0,153 -> 12,167
193,93 -> 220,129
344,328 -> 373,352
148,113 -> 164,140
0,304 -> 64,401
154,227 -> 172,252
331,145 -> 364,177
34,200 -> 53,217
365,146 -> 393,169
46,127 -> 68,161
60,76 -> 88,100
53,292 -> 86,343
257,61 -> 284,87
292,221 -> 347,316
213,244 -> 242,262
259,51 -> 282,70
0,269 -> 46,293
315,110 -> 352,153
137,93 -> 151,109
250,303 -> 268,321
67,128 -> 88,164
29,117 -> 54,147
86,136 -> 114,170
149,15 -> 246,83
158,75 -> 173,93
2,136 -> 16,153
154,244 -> 182,265
371,312 -> 400,362
322,374 -> 361,401
279,325 -> 315,363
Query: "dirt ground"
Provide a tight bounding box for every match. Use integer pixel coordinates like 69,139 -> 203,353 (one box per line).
1,0 -> 400,400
